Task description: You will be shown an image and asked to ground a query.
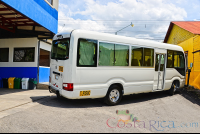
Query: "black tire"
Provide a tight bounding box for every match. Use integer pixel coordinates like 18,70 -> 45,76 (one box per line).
56,91 -> 63,99
168,82 -> 179,96
104,85 -> 123,106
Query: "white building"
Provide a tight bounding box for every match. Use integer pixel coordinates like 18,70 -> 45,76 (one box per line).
0,0 -> 59,84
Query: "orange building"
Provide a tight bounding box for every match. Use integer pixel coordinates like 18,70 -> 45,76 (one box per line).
164,21 -> 200,89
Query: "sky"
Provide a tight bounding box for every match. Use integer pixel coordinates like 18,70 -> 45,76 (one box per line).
58,0 -> 200,42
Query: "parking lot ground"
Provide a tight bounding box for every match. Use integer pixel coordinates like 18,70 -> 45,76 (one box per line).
0,88 -> 52,118
0,88 -> 200,133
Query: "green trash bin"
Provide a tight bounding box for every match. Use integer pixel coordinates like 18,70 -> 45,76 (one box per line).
14,78 -> 22,89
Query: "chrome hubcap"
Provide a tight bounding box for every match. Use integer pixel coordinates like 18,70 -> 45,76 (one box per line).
109,89 -> 120,103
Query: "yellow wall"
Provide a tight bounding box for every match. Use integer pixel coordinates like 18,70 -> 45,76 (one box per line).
167,25 -> 194,45
178,35 -> 200,89
166,23 -> 200,89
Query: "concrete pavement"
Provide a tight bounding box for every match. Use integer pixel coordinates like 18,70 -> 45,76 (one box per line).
0,89 -> 52,119
0,89 -> 200,133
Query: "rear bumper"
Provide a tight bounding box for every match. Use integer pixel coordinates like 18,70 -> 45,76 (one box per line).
49,86 -> 57,94
49,84 -> 74,99
49,84 -> 107,99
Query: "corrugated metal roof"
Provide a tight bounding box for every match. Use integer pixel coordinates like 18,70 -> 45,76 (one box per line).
172,21 -> 200,34
164,21 -> 200,43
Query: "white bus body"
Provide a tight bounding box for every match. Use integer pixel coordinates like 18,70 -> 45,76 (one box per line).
49,30 -> 186,105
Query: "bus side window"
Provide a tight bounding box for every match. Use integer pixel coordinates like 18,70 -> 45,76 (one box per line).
99,42 -> 115,66
99,43 -> 129,66
131,47 -> 143,67
77,39 -> 97,67
144,48 -> 154,67
115,44 -> 129,66
167,50 -> 185,76
167,50 -> 174,68
174,51 -> 185,68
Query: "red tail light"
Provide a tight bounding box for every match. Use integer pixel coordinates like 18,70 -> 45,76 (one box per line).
63,83 -> 73,91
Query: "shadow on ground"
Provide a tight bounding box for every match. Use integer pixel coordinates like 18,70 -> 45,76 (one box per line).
0,88 -> 26,96
179,88 -> 200,107
31,90 -> 176,109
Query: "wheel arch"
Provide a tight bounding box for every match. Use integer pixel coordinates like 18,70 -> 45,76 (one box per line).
106,79 -> 125,95
173,79 -> 180,87
109,83 -> 124,95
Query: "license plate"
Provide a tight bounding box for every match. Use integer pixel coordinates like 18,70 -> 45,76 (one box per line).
55,75 -> 59,80
80,91 -> 91,96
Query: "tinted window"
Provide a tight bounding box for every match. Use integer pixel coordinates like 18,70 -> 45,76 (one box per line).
167,50 -> 174,68
115,44 -> 129,66
167,50 -> 185,76
14,48 -> 35,62
131,47 -> 143,66
155,54 -> 165,71
99,42 -> 114,66
51,38 -> 70,60
77,39 -> 97,67
0,48 -> 9,62
174,51 -> 185,68
99,43 -> 129,66
144,48 -> 154,67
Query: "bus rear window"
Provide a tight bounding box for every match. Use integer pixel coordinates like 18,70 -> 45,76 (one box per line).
51,38 -> 70,60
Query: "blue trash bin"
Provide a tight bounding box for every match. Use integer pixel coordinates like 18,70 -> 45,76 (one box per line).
0,77 -> 3,88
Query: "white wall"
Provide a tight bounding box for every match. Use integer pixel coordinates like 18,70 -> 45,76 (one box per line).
40,41 -> 51,52
53,0 -> 59,11
44,0 -> 59,11
0,38 -> 39,67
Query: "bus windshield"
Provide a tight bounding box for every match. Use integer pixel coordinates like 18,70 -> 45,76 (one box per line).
51,38 -> 70,60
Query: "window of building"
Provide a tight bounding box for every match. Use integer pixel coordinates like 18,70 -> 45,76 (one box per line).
46,0 -> 53,5
13,47 -> 35,62
0,48 -> 9,62
77,39 -> 97,67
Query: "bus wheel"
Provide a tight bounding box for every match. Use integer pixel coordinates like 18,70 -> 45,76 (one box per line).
104,85 -> 123,106
168,82 -> 179,96
56,92 -> 63,99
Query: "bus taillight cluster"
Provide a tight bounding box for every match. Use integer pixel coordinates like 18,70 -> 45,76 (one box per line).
63,83 -> 73,91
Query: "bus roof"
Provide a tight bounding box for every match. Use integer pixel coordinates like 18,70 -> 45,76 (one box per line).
53,29 -> 183,52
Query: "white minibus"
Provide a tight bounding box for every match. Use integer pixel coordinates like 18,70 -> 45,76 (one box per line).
49,30 -> 186,105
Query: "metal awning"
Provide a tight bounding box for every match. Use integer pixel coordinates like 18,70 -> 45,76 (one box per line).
0,1 -> 54,39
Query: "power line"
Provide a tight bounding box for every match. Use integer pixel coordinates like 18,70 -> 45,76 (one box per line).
58,19 -> 187,21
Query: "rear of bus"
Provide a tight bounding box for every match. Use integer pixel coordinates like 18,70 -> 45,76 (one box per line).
49,32 -> 74,99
